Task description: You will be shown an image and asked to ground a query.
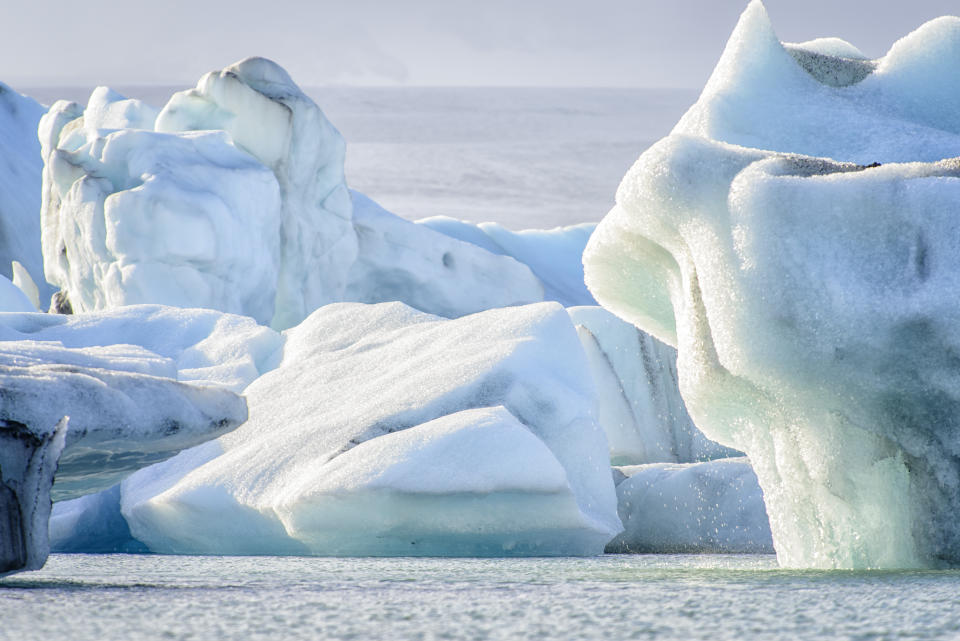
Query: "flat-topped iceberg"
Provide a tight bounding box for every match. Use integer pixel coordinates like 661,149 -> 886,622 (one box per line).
585,0 -> 960,568
122,302 -> 621,556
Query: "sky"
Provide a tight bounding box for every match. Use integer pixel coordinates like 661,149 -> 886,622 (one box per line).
4,0 -> 959,89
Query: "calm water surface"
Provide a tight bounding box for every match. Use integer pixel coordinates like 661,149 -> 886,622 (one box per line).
2,554 -> 959,640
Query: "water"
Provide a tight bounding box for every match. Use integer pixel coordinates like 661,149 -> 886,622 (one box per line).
2,554 -> 960,641
20,86 -> 698,230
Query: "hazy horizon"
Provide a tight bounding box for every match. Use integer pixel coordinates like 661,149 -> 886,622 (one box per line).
4,0 -> 958,90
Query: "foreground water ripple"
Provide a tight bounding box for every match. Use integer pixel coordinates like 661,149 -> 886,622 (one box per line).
2,554 -> 960,640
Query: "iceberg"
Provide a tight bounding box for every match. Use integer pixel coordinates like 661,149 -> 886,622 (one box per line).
0,337 -> 246,574
38,58 -> 547,328
0,84 -> 53,305
607,458 -> 772,554
567,306 -> 737,465
584,0 -> 960,568
40,91 -> 283,325
122,302 -> 621,556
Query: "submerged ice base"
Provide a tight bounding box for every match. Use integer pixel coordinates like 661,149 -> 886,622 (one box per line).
586,1 -> 960,568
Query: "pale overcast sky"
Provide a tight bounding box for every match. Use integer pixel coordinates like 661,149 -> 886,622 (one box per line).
3,0 -> 958,89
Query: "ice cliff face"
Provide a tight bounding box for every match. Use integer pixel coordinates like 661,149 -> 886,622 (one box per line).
585,0 -> 960,568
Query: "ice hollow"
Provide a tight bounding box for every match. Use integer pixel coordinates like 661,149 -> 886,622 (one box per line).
585,1 -> 960,568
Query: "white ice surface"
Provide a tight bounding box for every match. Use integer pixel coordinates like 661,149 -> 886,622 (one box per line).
157,57 -> 357,329
0,83 -> 53,304
585,1 -> 960,568
123,302 -> 621,556
419,216 -> 596,306
344,192 -> 544,317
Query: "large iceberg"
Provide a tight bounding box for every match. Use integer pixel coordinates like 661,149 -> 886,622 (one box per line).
39,59 -> 545,328
0,336 -> 246,575
122,302 -> 621,556
585,0 -> 960,568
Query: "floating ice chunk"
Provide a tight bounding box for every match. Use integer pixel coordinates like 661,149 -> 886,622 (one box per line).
273,407 -> 607,556
607,458 -> 772,554
0,83 -> 53,303
40,104 -> 283,323
567,306 -> 736,465
157,57 -> 358,328
344,192 -> 544,317
123,302 -> 621,556
0,305 -> 283,392
82,86 -> 158,131
586,133 -> 960,567
0,338 -> 247,574
419,216 -> 596,306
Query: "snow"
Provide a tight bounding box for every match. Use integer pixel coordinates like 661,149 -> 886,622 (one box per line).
607,458 -> 772,554
122,302 -> 621,556
0,83 -> 52,305
585,1 -> 960,568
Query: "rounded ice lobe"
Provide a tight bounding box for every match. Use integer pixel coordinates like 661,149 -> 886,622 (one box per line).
586,1 -> 960,569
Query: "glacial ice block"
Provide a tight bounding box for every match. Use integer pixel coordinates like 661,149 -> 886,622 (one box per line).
585,2 -> 960,569
567,306 -> 737,465
606,458 -> 772,554
40,95 -> 283,324
0,83 -> 54,304
344,192 -> 544,317
123,302 -> 621,556
157,57 -> 358,329
0,417 -> 66,575
0,339 -> 247,574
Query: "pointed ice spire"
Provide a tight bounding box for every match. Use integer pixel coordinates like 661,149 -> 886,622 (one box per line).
699,0 -> 800,96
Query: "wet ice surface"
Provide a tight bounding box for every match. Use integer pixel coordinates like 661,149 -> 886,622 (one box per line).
3,554 -> 960,641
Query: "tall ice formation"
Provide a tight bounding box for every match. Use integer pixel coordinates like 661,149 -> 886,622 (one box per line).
585,0 -> 960,568
39,58 -> 545,328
